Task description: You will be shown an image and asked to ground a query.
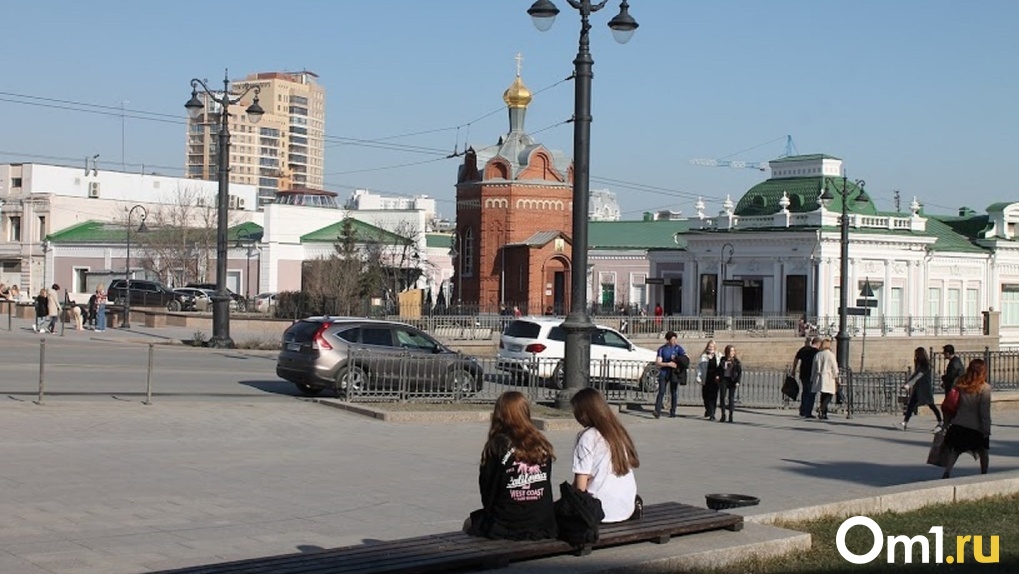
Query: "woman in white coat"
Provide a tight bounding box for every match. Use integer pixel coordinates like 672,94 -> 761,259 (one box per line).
811,338 -> 839,420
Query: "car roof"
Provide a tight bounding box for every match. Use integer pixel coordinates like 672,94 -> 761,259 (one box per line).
509,316 -> 616,331
299,316 -> 417,329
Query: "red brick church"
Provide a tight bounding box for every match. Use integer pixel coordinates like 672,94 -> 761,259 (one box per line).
454,69 -> 575,314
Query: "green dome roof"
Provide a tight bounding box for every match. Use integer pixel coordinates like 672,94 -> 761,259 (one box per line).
735,176 -> 877,217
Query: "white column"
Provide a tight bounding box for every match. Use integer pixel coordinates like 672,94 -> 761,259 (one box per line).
773,260 -> 784,314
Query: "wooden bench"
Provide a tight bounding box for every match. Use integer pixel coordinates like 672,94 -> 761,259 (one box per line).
154,501 -> 742,574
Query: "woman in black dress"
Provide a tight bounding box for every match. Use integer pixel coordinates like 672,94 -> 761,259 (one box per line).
942,359 -> 991,479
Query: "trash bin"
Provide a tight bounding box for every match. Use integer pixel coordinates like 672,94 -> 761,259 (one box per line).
705,494 -> 760,511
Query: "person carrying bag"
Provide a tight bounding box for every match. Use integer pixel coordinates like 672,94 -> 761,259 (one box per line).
653,331 -> 687,419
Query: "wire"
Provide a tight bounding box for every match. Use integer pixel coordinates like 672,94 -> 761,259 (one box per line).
590,175 -> 720,202
324,156 -> 449,176
716,135 -> 788,161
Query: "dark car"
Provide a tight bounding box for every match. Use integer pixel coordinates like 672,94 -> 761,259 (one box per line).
185,283 -> 247,311
108,279 -> 193,312
276,317 -> 484,398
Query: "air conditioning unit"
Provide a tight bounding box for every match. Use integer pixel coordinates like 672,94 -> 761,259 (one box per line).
196,196 -> 207,207
228,195 -> 246,210
88,182 -> 100,198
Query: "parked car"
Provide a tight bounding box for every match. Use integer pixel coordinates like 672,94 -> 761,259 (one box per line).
108,279 -> 193,312
497,317 -> 659,391
173,287 -> 213,312
185,283 -> 247,311
253,292 -> 277,313
276,317 -> 484,398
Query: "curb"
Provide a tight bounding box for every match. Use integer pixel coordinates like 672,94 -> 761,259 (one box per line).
312,398 -> 582,429
746,472 -> 1019,525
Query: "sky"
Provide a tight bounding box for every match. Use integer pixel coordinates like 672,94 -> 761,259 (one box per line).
2,0 -> 1017,221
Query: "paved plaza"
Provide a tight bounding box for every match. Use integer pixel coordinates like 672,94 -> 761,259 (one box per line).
1,317 -> 1018,573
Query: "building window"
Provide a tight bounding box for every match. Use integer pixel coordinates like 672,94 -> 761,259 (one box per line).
785,275 -> 807,314
890,287 -> 903,319
966,288 -> 979,318
462,228 -> 474,277
947,288 -> 961,318
1002,286 -> 1019,326
927,287 -> 942,318
38,216 -> 46,242
8,216 -> 21,242
699,274 -> 717,315
12,177 -> 22,188
630,273 -> 646,309
73,267 -> 89,293
599,272 -> 615,309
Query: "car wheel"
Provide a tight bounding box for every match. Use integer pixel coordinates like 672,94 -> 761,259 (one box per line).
445,368 -> 477,398
551,361 -> 565,390
166,300 -> 182,312
293,382 -> 323,396
335,365 -> 367,398
641,364 -> 660,393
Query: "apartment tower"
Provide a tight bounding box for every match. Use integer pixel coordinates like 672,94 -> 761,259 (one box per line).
185,70 -> 325,208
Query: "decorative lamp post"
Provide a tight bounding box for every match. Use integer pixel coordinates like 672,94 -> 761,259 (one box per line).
528,0 -> 638,408
185,70 -> 264,348
234,228 -> 258,304
121,204 -> 149,329
819,175 -> 869,369
720,243 -> 734,317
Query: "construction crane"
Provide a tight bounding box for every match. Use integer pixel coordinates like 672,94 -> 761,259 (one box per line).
690,135 -> 798,172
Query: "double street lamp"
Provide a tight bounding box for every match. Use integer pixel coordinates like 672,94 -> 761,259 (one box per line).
121,204 -> 148,329
185,71 -> 264,348
820,175 -> 869,369
526,0 -> 638,408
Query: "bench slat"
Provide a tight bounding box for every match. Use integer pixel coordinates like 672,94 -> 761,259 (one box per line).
154,502 -> 743,574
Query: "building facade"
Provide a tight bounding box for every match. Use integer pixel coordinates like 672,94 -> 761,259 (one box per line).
186,71 -> 326,208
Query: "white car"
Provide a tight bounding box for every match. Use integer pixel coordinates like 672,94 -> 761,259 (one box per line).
497,317 -> 660,391
254,292 -> 277,313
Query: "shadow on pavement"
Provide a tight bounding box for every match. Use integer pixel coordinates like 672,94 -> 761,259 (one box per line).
239,379 -> 305,396
781,458 -> 1019,486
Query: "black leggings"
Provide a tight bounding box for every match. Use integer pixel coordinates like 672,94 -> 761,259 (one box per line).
904,392 -> 942,423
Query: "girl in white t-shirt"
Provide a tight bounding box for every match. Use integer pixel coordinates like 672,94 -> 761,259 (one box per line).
569,388 -> 641,523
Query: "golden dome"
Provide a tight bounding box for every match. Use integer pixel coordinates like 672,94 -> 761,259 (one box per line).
503,75 -> 532,108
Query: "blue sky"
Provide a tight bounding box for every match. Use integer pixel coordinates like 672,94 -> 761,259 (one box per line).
2,0 -> 1016,220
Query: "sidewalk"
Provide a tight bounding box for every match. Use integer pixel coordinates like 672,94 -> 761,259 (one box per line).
1,397 -> 1016,573
0,315 -> 284,348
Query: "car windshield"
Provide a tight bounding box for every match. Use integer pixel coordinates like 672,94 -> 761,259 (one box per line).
503,321 -> 542,339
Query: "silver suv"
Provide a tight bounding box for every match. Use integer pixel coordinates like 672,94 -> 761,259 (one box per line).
276,317 -> 484,398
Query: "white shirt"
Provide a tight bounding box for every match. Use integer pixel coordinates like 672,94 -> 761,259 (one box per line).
572,428 -> 637,523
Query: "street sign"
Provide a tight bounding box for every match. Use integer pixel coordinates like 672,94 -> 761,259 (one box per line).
846,307 -> 871,316
723,279 -> 743,287
644,277 -> 664,285
856,299 -> 879,308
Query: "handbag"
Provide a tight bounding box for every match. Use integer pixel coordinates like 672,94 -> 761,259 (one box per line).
926,429 -> 949,467
782,375 -> 800,401
941,388 -> 960,420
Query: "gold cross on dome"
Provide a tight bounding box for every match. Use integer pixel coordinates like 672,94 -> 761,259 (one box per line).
515,52 -> 523,77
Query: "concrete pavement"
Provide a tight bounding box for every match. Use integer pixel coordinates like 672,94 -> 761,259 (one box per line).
1,317 -> 1018,573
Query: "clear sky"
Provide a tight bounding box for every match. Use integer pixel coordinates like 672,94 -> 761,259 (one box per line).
2,0 -> 1016,221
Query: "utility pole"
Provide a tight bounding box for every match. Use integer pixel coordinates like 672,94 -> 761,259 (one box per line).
120,100 -> 129,171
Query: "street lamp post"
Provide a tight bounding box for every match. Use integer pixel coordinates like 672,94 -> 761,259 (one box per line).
185,70 -> 264,348
820,175 -> 869,369
527,0 -> 638,409
121,205 -> 149,329
720,243 -> 734,317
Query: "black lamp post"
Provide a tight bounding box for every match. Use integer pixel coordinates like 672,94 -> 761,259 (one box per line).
720,243 -> 734,317
234,228 -> 258,304
121,204 -> 148,329
185,70 -> 264,348
528,0 -> 638,409
820,175 -> 869,369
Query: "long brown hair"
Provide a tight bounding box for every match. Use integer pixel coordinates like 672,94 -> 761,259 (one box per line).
482,391 -> 555,465
913,347 -> 930,372
954,359 -> 987,395
571,388 -> 639,476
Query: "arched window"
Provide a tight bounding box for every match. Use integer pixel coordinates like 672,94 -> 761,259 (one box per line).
463,228 -> 475,277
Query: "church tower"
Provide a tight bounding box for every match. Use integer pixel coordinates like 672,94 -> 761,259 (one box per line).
454,56 -> 574,313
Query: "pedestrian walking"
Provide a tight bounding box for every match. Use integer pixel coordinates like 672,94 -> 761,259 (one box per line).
653,331 -> 688,419
811,338 -> 838,420
896,347 -> 943,431
94,284 -> 108,332
793,337 -> 821,418
941,358 -> 991,479
570,388 -> 641,523
941,344 -> 964,394
718,345 -> 742,423
46,284 -> 61,333
696,340 -> 721,420
32,288 -> 48,333
463,391 -> 557,540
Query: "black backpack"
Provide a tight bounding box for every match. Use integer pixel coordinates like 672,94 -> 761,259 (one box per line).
554,481 -> 604,547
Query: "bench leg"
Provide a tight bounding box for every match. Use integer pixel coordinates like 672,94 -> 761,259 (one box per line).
651,534 -> 671,544
572,544 -> 593,557
725,520 -> 745,532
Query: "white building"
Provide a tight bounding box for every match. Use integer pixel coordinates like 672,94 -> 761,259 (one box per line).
589,189 -> 621,221
346,189 -> 438,222
0,163 -> 257,298
646,154 -> 1019,345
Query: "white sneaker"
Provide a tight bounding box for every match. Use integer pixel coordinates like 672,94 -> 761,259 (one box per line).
931,424 -> 943,433
894,421 -> 907,430
31,324 -> 37,332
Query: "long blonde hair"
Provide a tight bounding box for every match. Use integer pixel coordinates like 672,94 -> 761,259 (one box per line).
571,388 -> 639,476
701,339 -> 717,356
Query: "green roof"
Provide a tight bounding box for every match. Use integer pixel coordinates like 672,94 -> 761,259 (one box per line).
768,154 -> 842,163
48,221 -> 265,245
227,222 -> 264,243
426,233 -> 454,249
301,217 -> 410,244
735,176 -> 876,217
589,220 -> 691,250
